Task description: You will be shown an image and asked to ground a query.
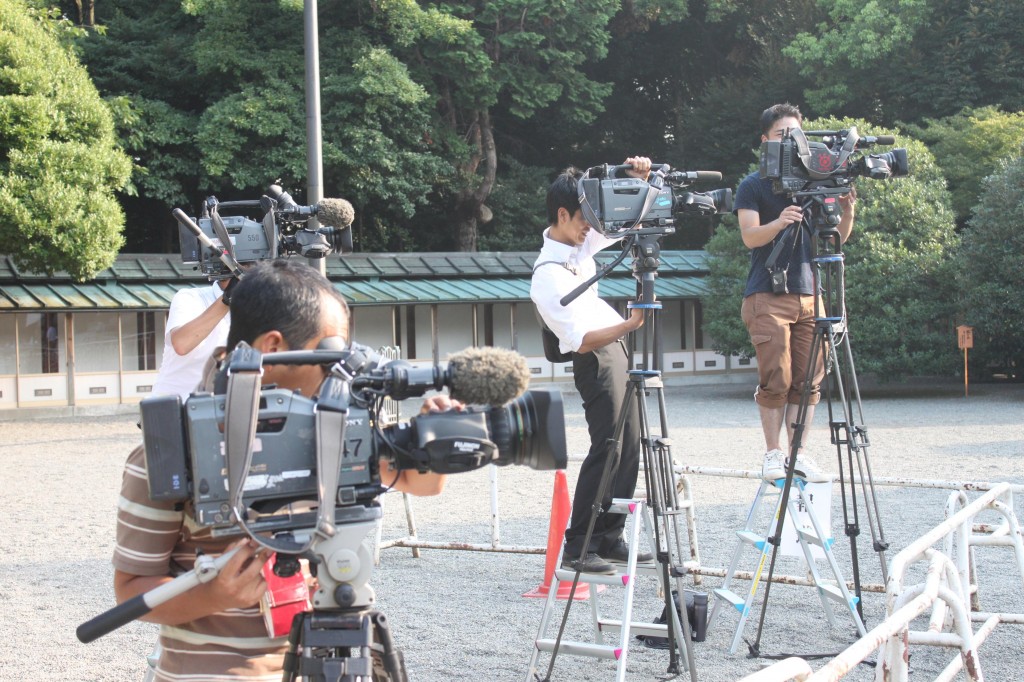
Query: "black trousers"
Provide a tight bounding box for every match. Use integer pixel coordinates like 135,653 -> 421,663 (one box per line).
563,340 -> 642,557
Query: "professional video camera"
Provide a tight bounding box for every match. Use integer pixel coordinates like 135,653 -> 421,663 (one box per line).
175,184 -> 356,278
759,126 -> 909,196
78,341 -> 567,666
578,163 -> 733,235
140,341 -> 567,536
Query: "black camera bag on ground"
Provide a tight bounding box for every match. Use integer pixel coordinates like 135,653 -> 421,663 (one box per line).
637,589 -> 708,646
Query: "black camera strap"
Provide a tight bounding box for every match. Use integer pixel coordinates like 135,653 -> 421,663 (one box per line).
223,343 -> 348,555
765,223 -> 799,273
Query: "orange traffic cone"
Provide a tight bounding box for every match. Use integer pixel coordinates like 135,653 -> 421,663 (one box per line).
522,470 -> 591,600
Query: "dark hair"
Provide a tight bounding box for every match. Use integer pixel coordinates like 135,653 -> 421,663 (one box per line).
546,166 -> 583,225
225,259 -> 349,351
759,103 -> 803,135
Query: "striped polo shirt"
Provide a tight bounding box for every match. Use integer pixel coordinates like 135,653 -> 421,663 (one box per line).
113,445 -> 288,680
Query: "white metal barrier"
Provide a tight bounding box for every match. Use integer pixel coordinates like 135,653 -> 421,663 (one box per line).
738,482 -> 1024,682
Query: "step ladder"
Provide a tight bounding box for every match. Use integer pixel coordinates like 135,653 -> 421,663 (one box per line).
525,498 -> 697,682
708,477 -> 867,654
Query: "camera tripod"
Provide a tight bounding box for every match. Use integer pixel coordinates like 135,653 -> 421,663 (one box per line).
747,186 -> 890,656
532,228 -> 699,681
277,508 -> 409,682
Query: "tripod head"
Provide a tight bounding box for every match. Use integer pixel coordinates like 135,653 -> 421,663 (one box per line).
791,185 -> 851,236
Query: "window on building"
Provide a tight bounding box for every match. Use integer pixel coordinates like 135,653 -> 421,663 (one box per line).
42,312 -> 59,373
137,312 -> 157,371
75,313 -> 121,372
120,311 -> 162,372
16,312 -> 64,375
0,315 -> 15,375
694,300 -> 705,349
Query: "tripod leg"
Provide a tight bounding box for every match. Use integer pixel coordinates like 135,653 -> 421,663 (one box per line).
749,323 -> 825,655
641,379 -> 699,680
837,334 -> 890,581
370,611 -> 408,682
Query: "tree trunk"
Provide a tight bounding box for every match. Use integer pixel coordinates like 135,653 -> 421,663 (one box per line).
455,214 -> 478,252
74,1 -> 96,27
454,108 -> 497,252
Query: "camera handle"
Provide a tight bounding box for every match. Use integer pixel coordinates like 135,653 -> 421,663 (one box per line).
76,546 -> 242,643
558,233 -> 635,307
173,208 -> 247,280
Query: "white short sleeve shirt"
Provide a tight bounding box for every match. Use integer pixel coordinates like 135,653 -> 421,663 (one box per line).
530,228 -> 626,354
151,283 -> 231,399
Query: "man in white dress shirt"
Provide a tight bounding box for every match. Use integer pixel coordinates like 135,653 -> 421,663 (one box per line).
530,157 -> 654,575
151,275 -> 237,399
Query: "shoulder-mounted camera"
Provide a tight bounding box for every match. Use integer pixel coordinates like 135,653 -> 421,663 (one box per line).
759,126 -> 909,197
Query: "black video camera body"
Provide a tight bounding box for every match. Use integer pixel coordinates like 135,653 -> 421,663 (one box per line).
578,164 -> 733,235
759,126 -> 909,197
140,353 -> 566,535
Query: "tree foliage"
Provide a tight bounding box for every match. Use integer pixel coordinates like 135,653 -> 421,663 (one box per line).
957,155 -> 1024,377
904,106 -> 1024,224
0,1 -> 131,279
785,0 -> 1024,122
703,118 -> 960,378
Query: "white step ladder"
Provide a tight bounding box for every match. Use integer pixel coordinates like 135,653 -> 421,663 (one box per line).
525,498 -> 697,682
708,477 -> 867,654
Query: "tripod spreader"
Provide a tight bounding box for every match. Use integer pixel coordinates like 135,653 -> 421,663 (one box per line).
76,545 -> 242,643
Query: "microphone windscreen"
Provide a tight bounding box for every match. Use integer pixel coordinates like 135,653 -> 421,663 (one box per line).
318,198 -> 355,228
874,135 -> 896,145
445,347 -> 531,406
695,170 -> 723,181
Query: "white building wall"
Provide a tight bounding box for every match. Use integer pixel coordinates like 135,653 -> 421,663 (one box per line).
0,295 -> 749,411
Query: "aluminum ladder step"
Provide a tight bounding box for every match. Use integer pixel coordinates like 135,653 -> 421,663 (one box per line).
534,639 -> 621,660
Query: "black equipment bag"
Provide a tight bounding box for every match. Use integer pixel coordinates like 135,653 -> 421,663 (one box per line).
532,261 -> 574,363
637,589 -> 708,646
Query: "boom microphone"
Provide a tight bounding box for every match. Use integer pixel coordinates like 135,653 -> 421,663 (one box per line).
352,346 -> 531,406
445,347 -> 531,406
316,197 -> 355,228
266,185 -> 355,228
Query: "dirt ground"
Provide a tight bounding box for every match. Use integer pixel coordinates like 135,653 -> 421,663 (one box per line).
1,379 -> 1021,681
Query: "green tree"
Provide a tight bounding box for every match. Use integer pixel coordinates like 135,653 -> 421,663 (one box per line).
957,154 -> 1024,378
76,0 -> 209,251
382,0 -> 630,251
0,2 -> 132,279
785,0 -> 1024,123
702,212 -> 753,357
904,106 -> 1024,224
703,118 -> 961,378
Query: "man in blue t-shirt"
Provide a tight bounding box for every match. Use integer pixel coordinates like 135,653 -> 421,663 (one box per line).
734,103 -> 857,483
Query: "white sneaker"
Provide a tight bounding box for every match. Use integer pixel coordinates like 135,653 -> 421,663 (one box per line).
761,449 -> 786,481
792,454 -> 830,483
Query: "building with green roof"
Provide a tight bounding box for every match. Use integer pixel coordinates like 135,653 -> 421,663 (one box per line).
0,251 -> 753,411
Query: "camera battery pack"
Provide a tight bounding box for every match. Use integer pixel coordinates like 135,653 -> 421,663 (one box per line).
140,395 -> 191,502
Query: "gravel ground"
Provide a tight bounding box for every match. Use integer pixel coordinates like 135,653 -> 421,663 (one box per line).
1,379 -> 1021,681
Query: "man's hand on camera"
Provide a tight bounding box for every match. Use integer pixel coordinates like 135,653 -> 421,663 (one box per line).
838,185 -> 857,210
777,204 -> 803,231
221,276 -> 240,307
624,156 -> 652,180
419,395 -> 465,415
205,539 -> 269,611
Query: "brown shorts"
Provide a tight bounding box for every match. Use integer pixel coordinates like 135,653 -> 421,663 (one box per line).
741,292 -> 825,408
